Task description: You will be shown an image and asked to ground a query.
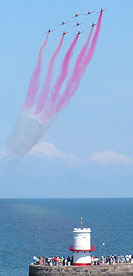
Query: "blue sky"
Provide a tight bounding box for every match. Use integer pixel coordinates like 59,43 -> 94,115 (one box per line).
0,0 -> 133,198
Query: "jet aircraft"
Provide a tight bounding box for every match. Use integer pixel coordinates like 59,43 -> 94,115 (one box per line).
46,29 -> 54,33
85,10 -> 94,15
60,31 -> 68,36
59,21 -> 68,26
73,22 -> 83,27
72,13 -> 82,18
77,31 -> 84,35
89,23 -> 97,27
97,8 -> 107,14
62,31 -> 68,35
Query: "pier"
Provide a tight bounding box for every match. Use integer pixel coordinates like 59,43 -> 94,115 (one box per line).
29,263 -> 133,276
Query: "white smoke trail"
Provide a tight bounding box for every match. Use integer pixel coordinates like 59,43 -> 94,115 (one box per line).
7,110 -> 54,158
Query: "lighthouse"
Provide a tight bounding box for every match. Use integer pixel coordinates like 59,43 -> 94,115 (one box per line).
69,218 -> 95,266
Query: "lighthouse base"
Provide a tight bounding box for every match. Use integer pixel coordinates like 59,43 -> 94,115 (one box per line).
73,251 -> 91,265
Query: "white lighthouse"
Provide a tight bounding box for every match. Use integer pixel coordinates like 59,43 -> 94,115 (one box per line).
69,218 -> 95,266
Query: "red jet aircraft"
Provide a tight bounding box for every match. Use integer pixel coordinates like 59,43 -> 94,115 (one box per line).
97,8 -> 107,14
89,22 -> 97,27
59,21 -> 68,26
73,22 -> 83,27
85,10 -> 94,16
72,13 -> 82,18
45,29 -> 54,33
60,31 -> 68,36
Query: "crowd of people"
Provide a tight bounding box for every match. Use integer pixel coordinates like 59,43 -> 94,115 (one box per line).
32,254 -> 133,266
32,256 -> 73,266
92,254 -> 133,265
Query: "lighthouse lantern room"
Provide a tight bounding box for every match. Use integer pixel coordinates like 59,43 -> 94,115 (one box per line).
69,217 -> 95,266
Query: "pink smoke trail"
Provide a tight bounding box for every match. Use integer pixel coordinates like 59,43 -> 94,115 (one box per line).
55,12 -> 102,113
84,12 -> 102,67
72,26 -> 94,79
39,29 -> 93,123
34,34 -> 65,115
23,33 -> 49,110
49,34 -> 79,105
39,34 -> 79,122
53,26 -> 94,113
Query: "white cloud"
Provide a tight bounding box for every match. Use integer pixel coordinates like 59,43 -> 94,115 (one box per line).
89,150 -> 133,165
1,142 -> 133,166
29,142 -> 79,165
29,142 -> 133,166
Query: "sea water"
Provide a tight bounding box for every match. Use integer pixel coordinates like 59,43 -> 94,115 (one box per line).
0,198 -> 132,276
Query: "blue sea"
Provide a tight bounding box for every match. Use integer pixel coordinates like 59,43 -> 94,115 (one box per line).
0,198 -> 133,276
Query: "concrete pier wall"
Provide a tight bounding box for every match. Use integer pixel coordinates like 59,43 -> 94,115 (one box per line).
29,264 -> 133,276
